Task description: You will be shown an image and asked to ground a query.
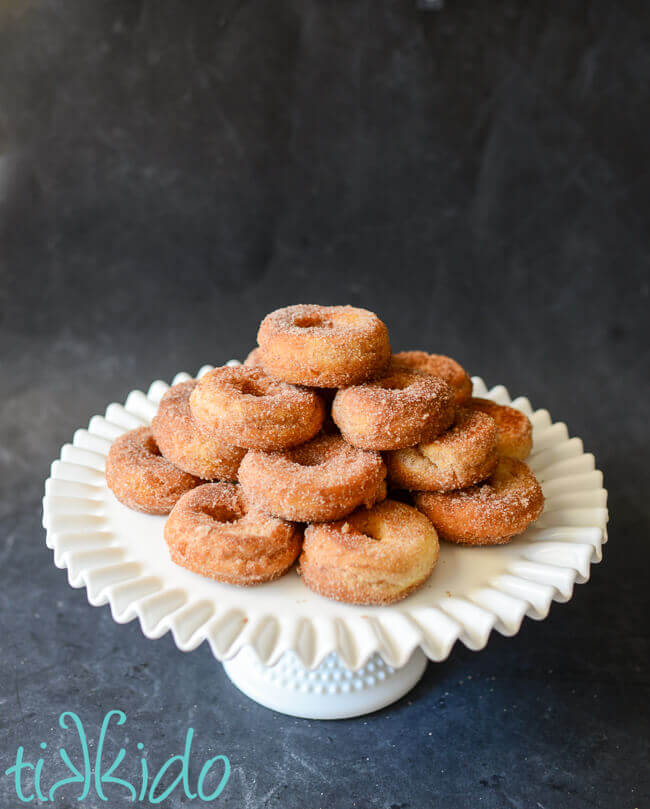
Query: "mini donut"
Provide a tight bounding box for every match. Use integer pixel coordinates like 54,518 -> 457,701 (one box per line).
106,426 -> 201,514
164,482 -> 302,585
468,397 -> 533,460
331,367 -> 456,450
257,304 -> 391,387
189,366 -> 325,451
414,457 -> 544,545
299,499 -> 439,605
152,380 -> 245,480
386,408 -> 498,491
238,433 -> 387,522
391,351 -> 472,406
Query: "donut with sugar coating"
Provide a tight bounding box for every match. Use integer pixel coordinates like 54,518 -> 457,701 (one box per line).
391,351 -> 472,406
189,365 -> 324,451
106,426 -> 201,514
299,500 -> 439,605
257,304 -> 391,387
238,433 -> 387,522
332,367 -> 455,450
152,380 -> 245,480
386,408 -> 498,491
468,398 -> 533,460
164,482 -> 302,585
414,457 -> 544,545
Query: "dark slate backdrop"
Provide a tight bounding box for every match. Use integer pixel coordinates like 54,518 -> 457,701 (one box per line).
1,1 -> 649,807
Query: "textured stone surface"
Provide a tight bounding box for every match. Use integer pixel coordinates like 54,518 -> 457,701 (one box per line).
0,1 -> 649,807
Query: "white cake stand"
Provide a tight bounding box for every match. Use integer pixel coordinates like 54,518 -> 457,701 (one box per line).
42,364 -> 608,719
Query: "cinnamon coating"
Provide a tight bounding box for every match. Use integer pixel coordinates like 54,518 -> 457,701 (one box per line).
299,500 -> 440,605
257,304 -> 391,387
238,433 -> 387,522
164,482 -> 302,585
243,347 -> 264,368
106,427 -> 201,514
245,347 -> 336,405
189,365 -> 324,451
386,408 -> 498,491
332,368 -> 456,450
468,398 -> 533,460
152,380 -> 245,480
414,457 -> 544,545
392,351 -> 472,406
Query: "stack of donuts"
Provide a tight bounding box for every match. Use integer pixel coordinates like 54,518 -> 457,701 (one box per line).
105,304 -> 544,606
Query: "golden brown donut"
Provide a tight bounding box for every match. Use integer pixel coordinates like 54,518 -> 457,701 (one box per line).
299,500 -> 439,605
386,408 -> 498,491
468,398 -> 533,460
257,304 -> 391,387
331,367 -> 456,450
189,366 -> 325,451
414,457 -> 544,545
392,351 -> 472,406
164,482 -> 302,585
238,433 -> 387,522
106,426 -> 201,514
152,380 -> 245,480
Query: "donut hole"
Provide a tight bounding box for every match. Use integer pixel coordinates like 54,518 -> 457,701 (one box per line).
343,512 -> 384,542
293,313 -> 333,329
202,502 -> 243,524
143,434 -> 163,456
381,379 -> 412,391
378,372 -> 414,391
238,379 -> 268,397
293,454 -> 327,468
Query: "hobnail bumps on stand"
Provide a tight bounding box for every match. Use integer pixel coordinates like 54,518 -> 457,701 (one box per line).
259,652 -> 396,694
223,648 -> 428,719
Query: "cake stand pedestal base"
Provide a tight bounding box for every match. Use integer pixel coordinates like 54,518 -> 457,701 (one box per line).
223,647 -> 428,719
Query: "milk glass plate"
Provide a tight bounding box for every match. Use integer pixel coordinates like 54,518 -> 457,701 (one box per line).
42,365 -> 608,671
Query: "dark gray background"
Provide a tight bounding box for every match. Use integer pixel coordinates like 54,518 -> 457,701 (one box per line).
1,1 -> 649,807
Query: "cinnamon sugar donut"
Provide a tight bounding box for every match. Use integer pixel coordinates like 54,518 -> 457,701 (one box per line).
238,433 -> 387,522
392,351 -> 472,406
386,408 -> 498,491
189,366 -> 325,451
164,482 -> 302,585
299,500 -> 439,605
257,304 -> 391,387
468,398 -> 533,460
414,457 -> 544,545
152,380 -> 245,480
106,427 -> 201,514
331,368 -> 455,450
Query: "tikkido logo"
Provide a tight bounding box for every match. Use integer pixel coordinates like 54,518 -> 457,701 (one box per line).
4,711 -> 231,804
